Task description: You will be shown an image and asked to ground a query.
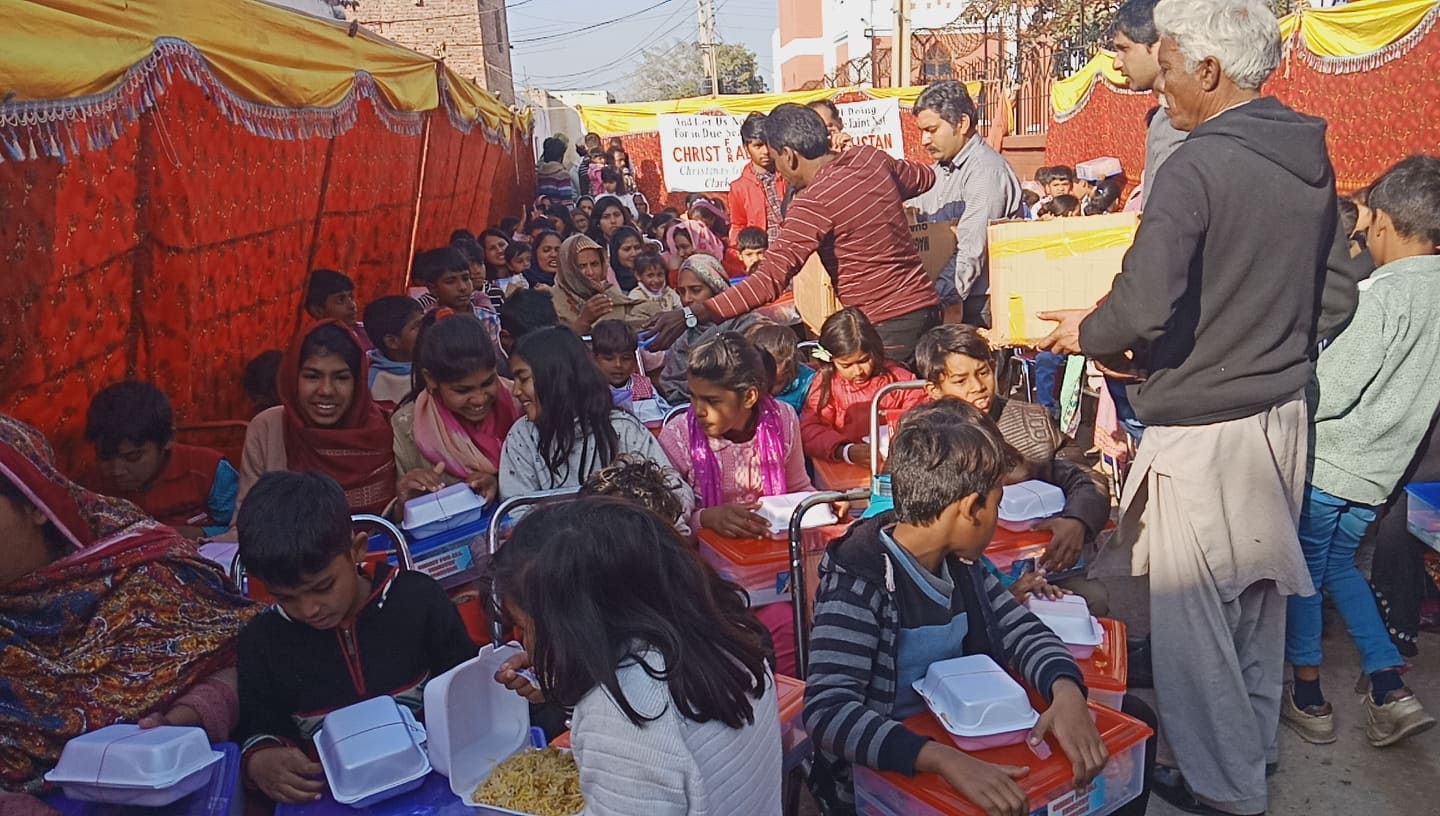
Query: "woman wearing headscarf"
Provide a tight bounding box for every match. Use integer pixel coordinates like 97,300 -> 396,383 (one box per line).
237,321 -> 397,518
608,226 -> 646,293
550,234 -> 661,336
0,416 -> 256,799
658,253 -> 771,403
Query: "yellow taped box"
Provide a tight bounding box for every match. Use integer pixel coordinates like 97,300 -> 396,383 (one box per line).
985,212 -> 1139,347
793,218 -> 959,334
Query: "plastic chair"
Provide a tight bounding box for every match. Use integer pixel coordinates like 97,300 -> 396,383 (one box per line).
484,487 -> 580,647
232,514 -> 414,602
787,490 -> 871,679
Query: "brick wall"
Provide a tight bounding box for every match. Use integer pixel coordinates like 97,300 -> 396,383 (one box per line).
349,0 -> 514,103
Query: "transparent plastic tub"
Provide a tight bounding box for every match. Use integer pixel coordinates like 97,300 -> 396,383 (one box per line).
697,526 -> 844,609
45,725 -> 224,808
1404,482 -> 1440,551
775,674 -> 811,773
912,655 -> 1038,752
855,703 -> 1152,816
1081,618 -> 1129,710
314,697 -> 430,807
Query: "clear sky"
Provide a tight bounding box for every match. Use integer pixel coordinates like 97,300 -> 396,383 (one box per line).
505,0 -> 779,97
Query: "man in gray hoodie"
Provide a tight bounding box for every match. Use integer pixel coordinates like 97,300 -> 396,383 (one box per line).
1039,2 -> 1332,814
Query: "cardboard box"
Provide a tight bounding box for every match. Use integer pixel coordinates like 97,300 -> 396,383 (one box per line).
986,212 -> 1139,347
793,217 -> 959,334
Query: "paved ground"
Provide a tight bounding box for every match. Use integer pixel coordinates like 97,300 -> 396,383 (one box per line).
802,572 -> 1440,815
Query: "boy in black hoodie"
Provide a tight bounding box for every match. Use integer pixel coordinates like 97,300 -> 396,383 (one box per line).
805,400 -> 1152,816
235,472 -> 476,805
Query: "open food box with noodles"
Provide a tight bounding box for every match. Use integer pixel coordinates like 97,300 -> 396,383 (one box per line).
424,644 -> 584,816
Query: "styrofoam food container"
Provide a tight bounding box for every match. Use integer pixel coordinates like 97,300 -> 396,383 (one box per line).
913,655 -> 1038,751
314,696 -> 431,807
403,482 -> 490,539
1028,595 -> 1105,659
998,480 -> 1065,531
756,492 -> 839,538
45,725 -> 223,806
425,643 -> 542,814
861,426 -> 891,460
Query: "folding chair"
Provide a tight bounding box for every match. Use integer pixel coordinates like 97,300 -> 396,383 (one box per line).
662,403 -> 689,426
866,380 -> 927,504
483,487 -> 580,647
232,514 -> 414,602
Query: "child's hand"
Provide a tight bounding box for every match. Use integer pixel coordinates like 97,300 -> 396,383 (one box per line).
843,443 -> 872,466
1030,679 -> 1107,787
917,742 -> 1029,816
398,461 -> 447,502
173,525 -> 207,542
494,652 -> 546,704
138,703 -> 201,730
1037,517 -> 1086,572
699,503 -> 769,539
1009,571 -> 1065,604
248,746 -> 325,804
466,470 -> 499,502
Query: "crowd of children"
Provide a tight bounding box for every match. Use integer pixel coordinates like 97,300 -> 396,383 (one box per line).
6,98 -> 1438,816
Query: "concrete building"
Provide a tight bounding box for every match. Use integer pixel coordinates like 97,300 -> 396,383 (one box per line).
773,0 -> 977,91
347,0 -> 516,103
523,88 -> 615,158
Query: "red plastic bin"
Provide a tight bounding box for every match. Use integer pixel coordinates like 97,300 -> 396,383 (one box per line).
698,526 -> 846,609
776,673 -> 810,773
1080,618 -> 1129,710
855,703 -> 1151,816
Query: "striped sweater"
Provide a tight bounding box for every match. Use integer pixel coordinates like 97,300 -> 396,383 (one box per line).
803,513 -> 1085,812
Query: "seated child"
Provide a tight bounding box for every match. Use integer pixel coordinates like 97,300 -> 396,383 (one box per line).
1040,194 -> 1080,220
579,453 -> 687,528
1046,165 -> 1075,199
1283,155 -> 1440,745
362,296 -> 424,406
83,381 -> 237,541
497,288 -> 559,360
392,314 -> 520,505
745,322 -> 815,417
411,247 -> 502,352
499,327 -> 690,519
503,242 -> 533,286
235,471 -> 475,805
627,251 -> 681,311
492,498 -> 783,814
736,226 -> 768,272
914,324 -> 1110,609
304,269 -> 359,329
805,400 -> 1152,814
590,319 -> 656,411
801,307 -> 926,467
658,332 -> 813,676
243,350 -> 283,415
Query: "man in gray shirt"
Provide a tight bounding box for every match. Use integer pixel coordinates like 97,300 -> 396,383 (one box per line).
1112,0 -> 1186,206
911,81 -> 1023,328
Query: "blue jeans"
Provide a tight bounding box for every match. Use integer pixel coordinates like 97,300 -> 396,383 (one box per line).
1105,376 -> 1145,444
1284,486 -> 1404,673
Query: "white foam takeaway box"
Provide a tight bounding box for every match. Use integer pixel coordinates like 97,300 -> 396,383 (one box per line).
913,655 -> 1039,752
756,492 -> 840,539
45,724 -> 224,806
314,696 -> 431,807
998,480 -> 1066,531
1027,595 -> 1106,660
1077,156 -> 1123,182
403,482 -> 490,539
424,643 -> 540,815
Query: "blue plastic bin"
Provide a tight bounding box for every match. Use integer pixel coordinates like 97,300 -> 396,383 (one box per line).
1403,482 -> 1440,551
43,743 -> 241,816
275,770 -> 472,816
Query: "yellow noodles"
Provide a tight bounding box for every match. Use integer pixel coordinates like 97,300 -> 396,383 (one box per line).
471,748 -> 584,816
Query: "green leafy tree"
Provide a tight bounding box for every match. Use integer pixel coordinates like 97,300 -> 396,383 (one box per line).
622,42 -> 768,101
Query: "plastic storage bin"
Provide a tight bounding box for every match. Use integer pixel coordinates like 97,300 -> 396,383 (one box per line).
998,481 -> 1066,532
698,527 -> 844,609
45,725 -> 225,808
776,674 -> 810,773
274,771 -> 472,816
425,644 -> 554,815
855,703 -> 1152,816
1081,618 -> 1129,710
1404,482 -> 1440,551
1028,595 -> 1105,660
912,655 -> 1038,752
44,742 -> 240,816
403,483 -> 490,537
314,697 -> 431,807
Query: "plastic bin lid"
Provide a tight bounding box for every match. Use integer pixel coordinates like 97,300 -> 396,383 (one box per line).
913,655 -> 1039,738
776,674 -> 805,721
403,483 -> 487,533
314,697 -> 430,806
1082,617 -> 1129,693
1027,596 -> 1103,647
46,725 -> 222,791
698,525 -> 844,568
423,643 -> 531,802
756,492 -> 839,537
999,481 -> 1066,524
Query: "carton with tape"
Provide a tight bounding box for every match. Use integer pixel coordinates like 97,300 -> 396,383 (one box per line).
985,212 -> 1139,348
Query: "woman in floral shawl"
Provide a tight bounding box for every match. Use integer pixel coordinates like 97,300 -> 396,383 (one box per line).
0,415 -> 256,799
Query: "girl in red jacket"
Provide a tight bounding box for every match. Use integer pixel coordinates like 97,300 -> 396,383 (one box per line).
801,308 -> 926,465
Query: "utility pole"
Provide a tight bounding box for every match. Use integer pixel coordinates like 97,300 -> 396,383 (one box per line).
699,0 -> 720,95
890,0 -> 910,88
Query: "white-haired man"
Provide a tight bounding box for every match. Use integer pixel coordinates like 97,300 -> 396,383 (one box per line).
1038,1 -> 1335,814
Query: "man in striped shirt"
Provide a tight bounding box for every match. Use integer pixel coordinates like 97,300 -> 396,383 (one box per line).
649,104 -> 942,362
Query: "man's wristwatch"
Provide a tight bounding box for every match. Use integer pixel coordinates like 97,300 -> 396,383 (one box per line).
682,306 -> 698,329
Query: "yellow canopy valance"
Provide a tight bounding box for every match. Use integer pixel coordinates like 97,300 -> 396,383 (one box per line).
578,83 -> 981,136
1053,0 -> 1439,116
2,0 -> 521,131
